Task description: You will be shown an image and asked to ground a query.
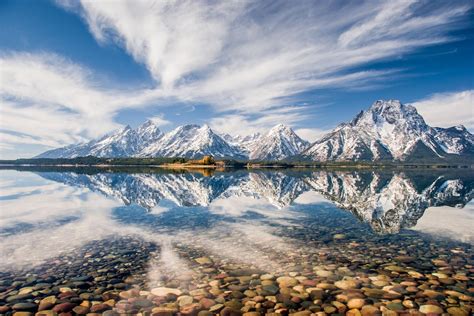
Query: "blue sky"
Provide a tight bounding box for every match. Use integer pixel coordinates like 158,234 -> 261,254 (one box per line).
0,0 -> 473,159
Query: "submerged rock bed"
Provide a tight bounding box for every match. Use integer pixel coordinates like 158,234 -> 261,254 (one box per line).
0,230 -> 472,316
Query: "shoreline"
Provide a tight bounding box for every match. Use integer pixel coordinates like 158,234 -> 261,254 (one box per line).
0,163 -> 472,169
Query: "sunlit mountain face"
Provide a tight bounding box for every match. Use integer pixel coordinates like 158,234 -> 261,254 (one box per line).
0,168 -> 473,315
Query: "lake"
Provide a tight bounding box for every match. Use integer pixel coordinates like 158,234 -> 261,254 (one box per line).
0,168 -> 472,315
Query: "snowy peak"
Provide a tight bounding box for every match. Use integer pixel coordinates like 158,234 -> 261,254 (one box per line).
302,99 -> 473,162
248,124 -> 309,161
360,100 -> 427,129
223,133 -> 262,147
269,123 -> 290,133
136,120 -> 163,141
139,124 -> 246,159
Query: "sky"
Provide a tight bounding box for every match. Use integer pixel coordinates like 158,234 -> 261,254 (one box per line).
0,0 -> 473,159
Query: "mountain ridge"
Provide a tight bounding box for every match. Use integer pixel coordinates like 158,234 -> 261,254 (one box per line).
36,99 -> 474,163
36,121 -> 308,160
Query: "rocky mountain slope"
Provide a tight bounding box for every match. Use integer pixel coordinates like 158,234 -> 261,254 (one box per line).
301,100 -> 474,162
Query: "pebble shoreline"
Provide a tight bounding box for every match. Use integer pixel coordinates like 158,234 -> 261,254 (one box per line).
1,230 -> 472,316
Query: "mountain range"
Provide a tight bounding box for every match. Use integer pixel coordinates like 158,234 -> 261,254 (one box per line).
37,99 -> 474,162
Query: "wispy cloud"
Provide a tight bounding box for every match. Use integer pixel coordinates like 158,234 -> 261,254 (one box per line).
412,90 -> 474,130
64,0 -> 470,112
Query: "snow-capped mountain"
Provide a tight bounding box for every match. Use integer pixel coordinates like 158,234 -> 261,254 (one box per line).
37,125 -> 146,158
35,100 -> 472,162
36,122 -> 308,160
222,125 -> 309,160
139,124 -> 246,159
236,124 -> 309,161
302,100 -> 474,162
37,122 -> 163,159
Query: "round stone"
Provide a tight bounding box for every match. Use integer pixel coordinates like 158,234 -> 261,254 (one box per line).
52,302 -> 76,313
178,295 -> 194,307
209,304 -> 224,312
72,305 -> 89,314
276,276 -> 298,288
12,303 -> 37,311
260,274 -> 274,280
90,303 -> 111,313
419,305 -> 443,314
446,307 -> 468,316
402,300 -> 415,309
315,270 -> 333,277
36,311 -> 57,316
334,279 -> 357,290
347,309 -> 362,316
195,257 -> 212,264
324,306 -> 337,313
361,305 -> 381,316
347,298 -> 365,309
152,306 -> 178,316
386,302 -> 404,311
151,287 -> 182,297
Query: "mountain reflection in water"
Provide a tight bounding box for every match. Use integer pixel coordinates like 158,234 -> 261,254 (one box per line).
37,169 -> 473,234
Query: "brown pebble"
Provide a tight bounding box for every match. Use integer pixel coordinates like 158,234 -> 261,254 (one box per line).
52,303 -> 76,313
89,304 -> 110,313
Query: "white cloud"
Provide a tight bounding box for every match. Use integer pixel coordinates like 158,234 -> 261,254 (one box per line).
65,0 -> 471,112
412,90 -> 474,130
77,0 -> 245,89
295,128 -> 330,143
412,203 -> 474,244
148,114 -> 171,127
293,191 -> 329,204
